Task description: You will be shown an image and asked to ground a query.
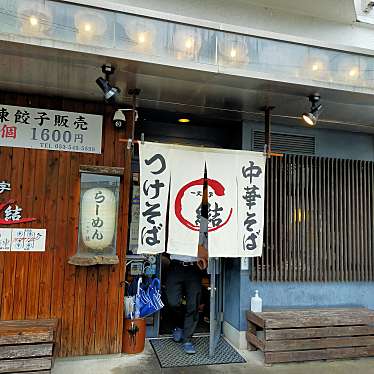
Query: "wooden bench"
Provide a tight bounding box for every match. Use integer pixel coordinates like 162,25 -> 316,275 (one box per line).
0,319 -> 58,374
246,308 -> 374,365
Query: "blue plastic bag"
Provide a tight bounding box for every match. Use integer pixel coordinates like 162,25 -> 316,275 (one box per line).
139,278 -> 164,317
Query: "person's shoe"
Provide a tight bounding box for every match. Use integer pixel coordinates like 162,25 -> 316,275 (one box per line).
172,328 -> 184,342
182,342 -> 196,354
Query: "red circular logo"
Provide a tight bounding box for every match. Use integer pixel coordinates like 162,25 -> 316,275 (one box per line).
174,178 -> 233,232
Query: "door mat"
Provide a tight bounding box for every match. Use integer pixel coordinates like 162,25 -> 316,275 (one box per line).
150,336 -> 246,368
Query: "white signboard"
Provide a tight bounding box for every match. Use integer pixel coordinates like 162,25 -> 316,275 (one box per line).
0,104 -> 102,154
138,142 -> 171,254
0,228 -> 46,252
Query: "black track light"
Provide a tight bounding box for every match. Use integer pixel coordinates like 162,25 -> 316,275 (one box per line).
96,64 -> 120,103
302,93 -> 322,126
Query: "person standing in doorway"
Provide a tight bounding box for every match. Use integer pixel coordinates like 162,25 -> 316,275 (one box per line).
165,180 -> 209,354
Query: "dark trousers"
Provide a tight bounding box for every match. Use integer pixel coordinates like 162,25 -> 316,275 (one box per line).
165,261 -> 202,342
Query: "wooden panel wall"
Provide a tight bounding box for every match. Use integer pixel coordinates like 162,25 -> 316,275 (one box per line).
252,154 -> 374,282
0,91 -> 132,356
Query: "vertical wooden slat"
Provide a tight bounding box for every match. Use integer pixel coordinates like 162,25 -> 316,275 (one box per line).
334,158 -> 338,281
343,159 -> 348,281
330,158 -> 335,281
354,159 -> 360,281
355,160 -> 359,281
270,158 -> 275,281
50,151 -> 70,355
262,159 -> 269,281
286,155 -> 291,282
360,161 -> 366,281
324,158 -> 332,281
38,151 -> 60,319
365,162 -> 372,281
297,156 -> 302,281
305,156 -> 311,281
354,160 -> 360,281
288,156 -> 293,282
357,159 -> 362,281
348,160 -> 353,281
317,157 -> 323,282
337,159 -> 342,282
279,156 -> 284,281
301,156 -> 307,281
59,152 -> 79,357
284,155 -> 289,282
290,155 -> 295,282
310,157 -> 315,281
296,155 -> 301,282
321,157 -> 325,282
361,161 -> 365,280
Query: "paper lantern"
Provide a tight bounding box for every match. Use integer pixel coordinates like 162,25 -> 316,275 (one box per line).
80,187 -> 116,251
303,50 -> 331,81
173,26 -> 202,60
17,0 -> 52,37
74,10 -> 107,44
218,34 -> 249,66
334,56 -> 365,85
123,17 -> 157,52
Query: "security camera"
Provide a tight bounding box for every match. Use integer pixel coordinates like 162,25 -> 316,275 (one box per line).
113,108 -> 138,128
113,109 -> 126,128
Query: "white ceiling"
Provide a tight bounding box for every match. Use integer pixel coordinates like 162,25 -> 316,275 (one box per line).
102,0 -> 357,23
240,0 -> 357,23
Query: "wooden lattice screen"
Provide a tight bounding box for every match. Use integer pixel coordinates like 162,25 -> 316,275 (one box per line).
251,154 -> 374,282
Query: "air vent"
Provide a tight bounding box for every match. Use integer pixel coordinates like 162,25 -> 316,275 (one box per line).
252,130 -> 315,155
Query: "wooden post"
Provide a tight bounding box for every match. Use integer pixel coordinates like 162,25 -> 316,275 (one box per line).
261,106 -> 275,159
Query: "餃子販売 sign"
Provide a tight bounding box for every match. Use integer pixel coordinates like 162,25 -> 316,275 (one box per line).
0,104 -> 102,154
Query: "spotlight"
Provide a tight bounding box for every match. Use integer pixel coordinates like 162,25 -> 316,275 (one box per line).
178,118 -> 190,123
96,64 -> 120,103
302,94 -> 322,126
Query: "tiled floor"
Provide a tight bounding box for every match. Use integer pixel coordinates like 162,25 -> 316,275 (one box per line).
53,340 -> 374,374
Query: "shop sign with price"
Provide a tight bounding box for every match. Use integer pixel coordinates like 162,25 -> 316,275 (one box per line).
0,104 -> 102,154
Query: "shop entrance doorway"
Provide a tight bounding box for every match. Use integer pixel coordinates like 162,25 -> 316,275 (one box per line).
158,256 -> 211,337
125,107 -> 241,356
158,256 -> 225,356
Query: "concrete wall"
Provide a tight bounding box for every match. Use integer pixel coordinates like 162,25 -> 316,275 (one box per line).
224,121 -> 374,332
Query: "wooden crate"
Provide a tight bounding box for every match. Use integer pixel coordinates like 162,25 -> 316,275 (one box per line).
0,319 -> 58,374
246,308 -> 374,365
